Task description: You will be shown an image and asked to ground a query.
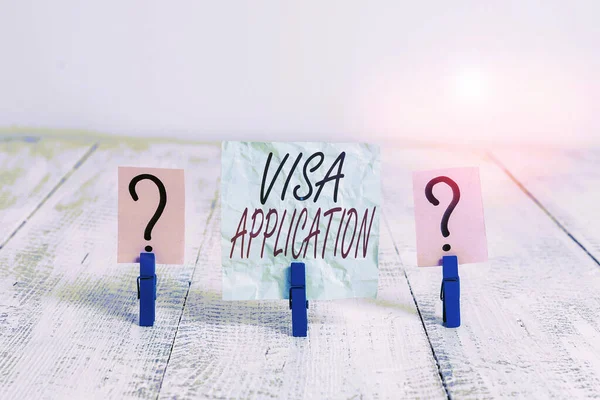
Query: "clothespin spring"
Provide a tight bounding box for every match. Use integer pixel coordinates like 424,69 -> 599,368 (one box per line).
289,286 -> 309,310
137,275 -> 158,300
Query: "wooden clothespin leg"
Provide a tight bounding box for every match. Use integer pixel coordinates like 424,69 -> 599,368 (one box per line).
289,262 -> 308,337
138,252 -> 157,327
440,255 -> 460,328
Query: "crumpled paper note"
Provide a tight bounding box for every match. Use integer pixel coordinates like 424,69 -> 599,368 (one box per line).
221,142 -> 381,300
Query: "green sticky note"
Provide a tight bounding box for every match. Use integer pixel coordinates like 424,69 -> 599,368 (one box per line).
221,142 -> 381,300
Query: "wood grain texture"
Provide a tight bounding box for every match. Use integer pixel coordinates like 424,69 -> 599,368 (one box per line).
0,140 -> 220,399
490,147 -> 600,264
383,146 -> 600,398
2,137 -> 599,399
0,135 -> 95,247
158,203 -> 446,399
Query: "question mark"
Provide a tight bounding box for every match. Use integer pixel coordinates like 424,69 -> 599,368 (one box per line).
425,176 -> 460,252
129,174 -> 167,253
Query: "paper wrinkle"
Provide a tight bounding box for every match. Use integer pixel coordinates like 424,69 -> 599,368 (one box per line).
221,142 -> 381,300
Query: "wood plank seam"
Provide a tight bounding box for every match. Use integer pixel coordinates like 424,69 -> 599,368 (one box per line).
487,151 -> 600,268
0,142 -> 99,250
382,214 -> 451,400
155,184 -> 221,398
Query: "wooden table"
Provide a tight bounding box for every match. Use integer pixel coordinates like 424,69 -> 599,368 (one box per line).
0,133 -> 598,399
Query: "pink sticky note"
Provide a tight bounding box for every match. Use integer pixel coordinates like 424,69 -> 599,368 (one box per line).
412,167 -> 487,267
118,167 -> 185,264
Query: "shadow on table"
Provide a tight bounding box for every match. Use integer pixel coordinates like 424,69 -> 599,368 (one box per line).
181,288 -> 294,336
55,273 -> 416,334
53,274 -> 140,323
52,271 -> 297,336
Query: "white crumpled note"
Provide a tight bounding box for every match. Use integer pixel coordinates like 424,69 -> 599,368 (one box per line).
221,142 -> 381,300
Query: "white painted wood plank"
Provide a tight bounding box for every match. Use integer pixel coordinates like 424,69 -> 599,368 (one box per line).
0,141 -> 220,399
383,147 -> 600,398
491,147 -> 600,263
159,199 -> 446,399
0,135 -> 95,246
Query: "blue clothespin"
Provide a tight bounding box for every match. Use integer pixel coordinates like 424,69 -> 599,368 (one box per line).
137,252 -> 157,326
289,262 -> 309,337
440,255 -> 460,328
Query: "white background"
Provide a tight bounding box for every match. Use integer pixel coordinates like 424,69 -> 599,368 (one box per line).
1,1 -> 598,145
